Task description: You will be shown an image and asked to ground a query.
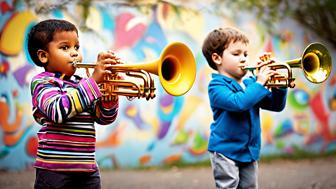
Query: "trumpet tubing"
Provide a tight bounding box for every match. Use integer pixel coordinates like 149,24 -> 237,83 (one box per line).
73,42 -> 196,100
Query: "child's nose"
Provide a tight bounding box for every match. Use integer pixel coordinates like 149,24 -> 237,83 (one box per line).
70,49 -> 79,57
240,56 -> 247,63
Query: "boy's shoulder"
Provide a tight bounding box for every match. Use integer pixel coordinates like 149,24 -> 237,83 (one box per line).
209,74 -> 257,92
31,72 -> 82,83
210,73 -> 238,85
31,72 -> 54,82
31,72 -> 62,85
209,73 -> 234,91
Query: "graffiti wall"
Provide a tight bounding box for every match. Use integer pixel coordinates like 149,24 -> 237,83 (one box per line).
0,0 -> 335,171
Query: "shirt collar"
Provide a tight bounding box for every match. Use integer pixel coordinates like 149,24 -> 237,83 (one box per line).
212,73 -> 257,91
41,71 -> 80,82
212,73 -> 242,91
212,73 -> 233,83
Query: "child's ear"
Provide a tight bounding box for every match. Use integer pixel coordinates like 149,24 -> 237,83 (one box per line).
37,49 -> 49,65
212,53 -> 222,65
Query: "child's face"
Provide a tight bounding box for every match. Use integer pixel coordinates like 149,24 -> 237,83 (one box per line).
44,31 -> 82,76
214,41 -> 248,82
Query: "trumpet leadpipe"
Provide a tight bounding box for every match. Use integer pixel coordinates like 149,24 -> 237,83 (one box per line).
72,62 -> 97,68
240,65 -> 258,71
71,61 -> 142,73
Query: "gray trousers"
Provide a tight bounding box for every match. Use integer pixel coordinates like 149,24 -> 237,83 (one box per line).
209,152 -> 258,189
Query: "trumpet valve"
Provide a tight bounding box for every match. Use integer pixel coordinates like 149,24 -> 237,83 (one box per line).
100,74 -> 119,101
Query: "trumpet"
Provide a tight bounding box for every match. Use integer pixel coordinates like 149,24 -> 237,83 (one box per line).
241,42 -> 332,88
72,42 -> 196,101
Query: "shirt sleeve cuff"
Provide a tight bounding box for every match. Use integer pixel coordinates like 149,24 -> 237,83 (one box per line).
100,99 -> 119,109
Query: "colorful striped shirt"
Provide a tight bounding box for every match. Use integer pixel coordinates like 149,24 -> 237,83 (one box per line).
31,71 -> 118,172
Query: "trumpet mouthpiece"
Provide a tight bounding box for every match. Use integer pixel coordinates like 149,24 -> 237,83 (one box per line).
71,60 -> 80,67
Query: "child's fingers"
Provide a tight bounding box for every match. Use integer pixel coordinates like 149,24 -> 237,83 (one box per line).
259,67 -> 278,81
259,64 -> 271,72
105,70 -> 112,75
267,70 -> 277,77
102,58 -> 121,65
97,51 -> 119,61
97,52 -> 105,61
265,70 -> 279,79
258,58 -> 274,66
106,50 -> 114,54
257,61 -> 268,68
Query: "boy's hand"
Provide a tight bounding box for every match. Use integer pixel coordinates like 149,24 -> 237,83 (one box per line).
91,50 -> 121,84
256,65 -> 278,86
256,52 -> 279,86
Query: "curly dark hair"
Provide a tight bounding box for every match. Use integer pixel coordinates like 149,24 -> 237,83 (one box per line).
27,19 -> 78,67
202,27 -> 249,70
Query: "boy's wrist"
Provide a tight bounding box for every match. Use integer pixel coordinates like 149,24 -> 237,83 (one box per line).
256,80 -> 266,87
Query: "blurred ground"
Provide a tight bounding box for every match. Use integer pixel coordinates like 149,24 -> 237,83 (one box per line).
1,157 -> 336,189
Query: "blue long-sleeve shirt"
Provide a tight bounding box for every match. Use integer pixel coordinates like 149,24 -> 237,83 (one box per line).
208,73 -> 287,162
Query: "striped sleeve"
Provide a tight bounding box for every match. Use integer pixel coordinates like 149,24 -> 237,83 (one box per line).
31,76 -> 102,123
93,99 -> 119,125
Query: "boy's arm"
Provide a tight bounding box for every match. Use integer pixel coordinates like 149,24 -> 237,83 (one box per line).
209,80 -> 270,112
31,76 -> 101,123
259,87 -> 287,112
93,99 -> 119,125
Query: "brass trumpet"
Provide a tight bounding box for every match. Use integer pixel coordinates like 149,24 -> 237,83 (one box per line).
73,42 -> 196,101
241,42 -> 332,88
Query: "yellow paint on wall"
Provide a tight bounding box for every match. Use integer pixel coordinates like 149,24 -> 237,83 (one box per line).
0,11 -> 36,55
86,7 -> 102,31
261,112 -> 274,144
157,4 -> 204,42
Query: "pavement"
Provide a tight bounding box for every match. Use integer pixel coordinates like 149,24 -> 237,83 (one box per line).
1,157 -> 336,189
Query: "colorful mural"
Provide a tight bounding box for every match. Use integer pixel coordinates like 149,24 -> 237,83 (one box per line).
0,0 -> 335,171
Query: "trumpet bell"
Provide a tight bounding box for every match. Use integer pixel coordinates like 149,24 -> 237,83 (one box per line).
301,42 -> 332,83
158,42 -> 196,96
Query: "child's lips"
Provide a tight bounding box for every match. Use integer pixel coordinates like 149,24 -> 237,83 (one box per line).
70,60 -> 79,66
238,63 -> 246,69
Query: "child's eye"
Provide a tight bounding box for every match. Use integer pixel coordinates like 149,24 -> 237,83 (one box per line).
75,45 -> 80,50
60,46 -> 69,50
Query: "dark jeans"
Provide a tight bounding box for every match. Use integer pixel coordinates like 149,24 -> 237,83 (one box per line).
34,168 -> 101,189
